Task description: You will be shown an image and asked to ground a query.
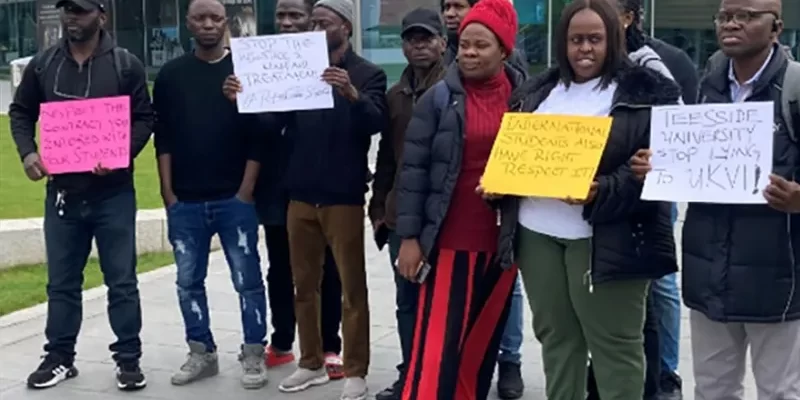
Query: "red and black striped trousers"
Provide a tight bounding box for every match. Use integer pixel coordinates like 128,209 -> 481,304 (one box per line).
402,249 -> 518,400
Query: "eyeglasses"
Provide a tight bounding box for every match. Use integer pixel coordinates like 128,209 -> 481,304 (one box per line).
52,58 -> 93,100
712,10 -> 778,25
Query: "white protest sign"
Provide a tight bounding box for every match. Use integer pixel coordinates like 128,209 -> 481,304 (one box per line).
230,31 -> 333,113
642,102 -> 774,204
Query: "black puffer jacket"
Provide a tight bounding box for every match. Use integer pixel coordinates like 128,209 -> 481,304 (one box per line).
395,63 -> 527,267
683,46 -> 800,323
498,63 -> 681,284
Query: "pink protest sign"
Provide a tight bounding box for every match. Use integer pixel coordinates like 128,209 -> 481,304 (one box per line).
39,96 -> 131,174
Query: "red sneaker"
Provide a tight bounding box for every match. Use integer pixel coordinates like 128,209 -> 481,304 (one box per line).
265,345 -> 295,368
325,353 -> 344,380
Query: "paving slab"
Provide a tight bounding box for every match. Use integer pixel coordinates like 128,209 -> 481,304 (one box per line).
0,208 -> 756,400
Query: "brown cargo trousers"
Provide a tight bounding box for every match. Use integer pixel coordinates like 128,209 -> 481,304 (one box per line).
287,200 -> 370,377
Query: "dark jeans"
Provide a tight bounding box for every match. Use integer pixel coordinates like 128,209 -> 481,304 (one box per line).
264,224 -> 342,354
387,230 -> 418,379
167,196 -> 267,349
43,187 -> 142,363
586,285 -> 660,399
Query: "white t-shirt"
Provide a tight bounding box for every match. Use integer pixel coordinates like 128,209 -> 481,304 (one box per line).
518,77 -> 618,239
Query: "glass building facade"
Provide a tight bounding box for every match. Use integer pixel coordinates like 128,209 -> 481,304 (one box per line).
1,0 -> 798,80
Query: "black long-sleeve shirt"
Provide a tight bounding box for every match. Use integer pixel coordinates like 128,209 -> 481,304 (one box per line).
153,52 -> 262,202
8,32 -> 153,198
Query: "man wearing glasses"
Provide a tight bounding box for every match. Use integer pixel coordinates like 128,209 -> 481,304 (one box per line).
8,0 -> 153,392
680,0 -> 800,398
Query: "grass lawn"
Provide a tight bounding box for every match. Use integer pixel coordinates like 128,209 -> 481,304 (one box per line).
0,250 -> 176,317
0,114 -> 163,219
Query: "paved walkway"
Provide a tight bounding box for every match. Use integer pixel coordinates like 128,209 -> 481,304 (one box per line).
0,212 -> 756,400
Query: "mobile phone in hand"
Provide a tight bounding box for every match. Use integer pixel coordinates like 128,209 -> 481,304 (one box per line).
415,263 -> 431,284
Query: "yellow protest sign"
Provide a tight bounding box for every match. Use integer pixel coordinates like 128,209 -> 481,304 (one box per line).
481,113 -> 613,199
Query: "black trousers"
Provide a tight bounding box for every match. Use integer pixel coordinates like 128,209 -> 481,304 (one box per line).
43,187 -> 142,363
264,224 -> 342,353
587,284 -> 660,399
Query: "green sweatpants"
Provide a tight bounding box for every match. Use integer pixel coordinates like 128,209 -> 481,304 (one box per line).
517,226 -> 648,400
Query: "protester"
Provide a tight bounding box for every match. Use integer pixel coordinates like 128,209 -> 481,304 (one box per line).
394,0 -> 523,398
586,1 -> 686,399
255,0 -> 345,378
441,1 -> 527,397
368,7 -> 446,400
8,0 -> 152,391
224,0 -> 387,397
674,0 -> 800,397
624,3 -> 693,398
637,7 -> 698,400
510,0 -> 680,399
151,0 -> 269,390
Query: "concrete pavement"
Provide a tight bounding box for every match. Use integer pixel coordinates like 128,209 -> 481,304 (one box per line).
0,215 -> 757,400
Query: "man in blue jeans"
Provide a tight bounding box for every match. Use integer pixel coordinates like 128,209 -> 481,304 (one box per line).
152,0 -> 268,390
9,0 -> 152,391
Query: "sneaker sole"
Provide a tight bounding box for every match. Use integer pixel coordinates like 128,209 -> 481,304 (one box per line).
118,379 -> 147,391
278,374 -> 330,392
341,393 -> 368,400
27,367 -> 78,389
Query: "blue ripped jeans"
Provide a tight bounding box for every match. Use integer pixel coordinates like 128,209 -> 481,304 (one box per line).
167,196 -> 267,349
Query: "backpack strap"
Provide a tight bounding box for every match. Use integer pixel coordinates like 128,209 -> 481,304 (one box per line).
781,61 -> 800,142
112,47 -> 132,94
33,46 -> 60,94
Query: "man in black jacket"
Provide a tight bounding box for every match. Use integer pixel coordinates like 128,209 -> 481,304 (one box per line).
223,0 -> 387,398
8,0 -> 152,392
680,0 -> 800,398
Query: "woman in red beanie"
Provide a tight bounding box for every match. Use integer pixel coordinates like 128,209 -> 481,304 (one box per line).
392,0 -> 526,398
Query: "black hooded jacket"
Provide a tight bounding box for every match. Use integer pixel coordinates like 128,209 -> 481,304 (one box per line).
9,31 -> 153,198
496,63 -> 682,281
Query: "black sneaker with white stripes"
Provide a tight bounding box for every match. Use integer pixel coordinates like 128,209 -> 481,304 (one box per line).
116,361 -> 147,391
27,353 -> 78,389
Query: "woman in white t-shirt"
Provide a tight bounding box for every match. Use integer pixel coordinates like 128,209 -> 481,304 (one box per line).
497,0 -> 681,398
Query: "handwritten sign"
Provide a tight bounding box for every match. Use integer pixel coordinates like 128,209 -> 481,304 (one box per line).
481,113 -> 613,198
40,96 -> 131,174
642,102 -> 774,204
230,31 -> 333,113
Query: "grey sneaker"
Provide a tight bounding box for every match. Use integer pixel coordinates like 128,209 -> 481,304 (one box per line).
341,377 -> 368,400
238,344 -> 268,389
278,367 -> 329,392
170,341 -> 219,386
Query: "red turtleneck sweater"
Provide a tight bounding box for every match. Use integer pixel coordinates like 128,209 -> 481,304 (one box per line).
438,70 -> 512,252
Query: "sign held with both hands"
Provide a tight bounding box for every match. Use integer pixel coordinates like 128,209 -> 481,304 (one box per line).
39,96 -> 131,175
641,102 -> 774,204
230,31 -> 334,113
481,113 -> 613,199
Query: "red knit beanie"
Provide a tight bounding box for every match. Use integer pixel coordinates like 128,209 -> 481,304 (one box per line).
458,0 -> 518,53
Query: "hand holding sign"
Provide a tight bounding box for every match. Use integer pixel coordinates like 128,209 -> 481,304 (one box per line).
563,181 -> 599,205
630,149 -> 653,181
22,153 -> 49,181
321,67 -> 358,102
764,174 -> 800,213
223,74 -> 243,103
